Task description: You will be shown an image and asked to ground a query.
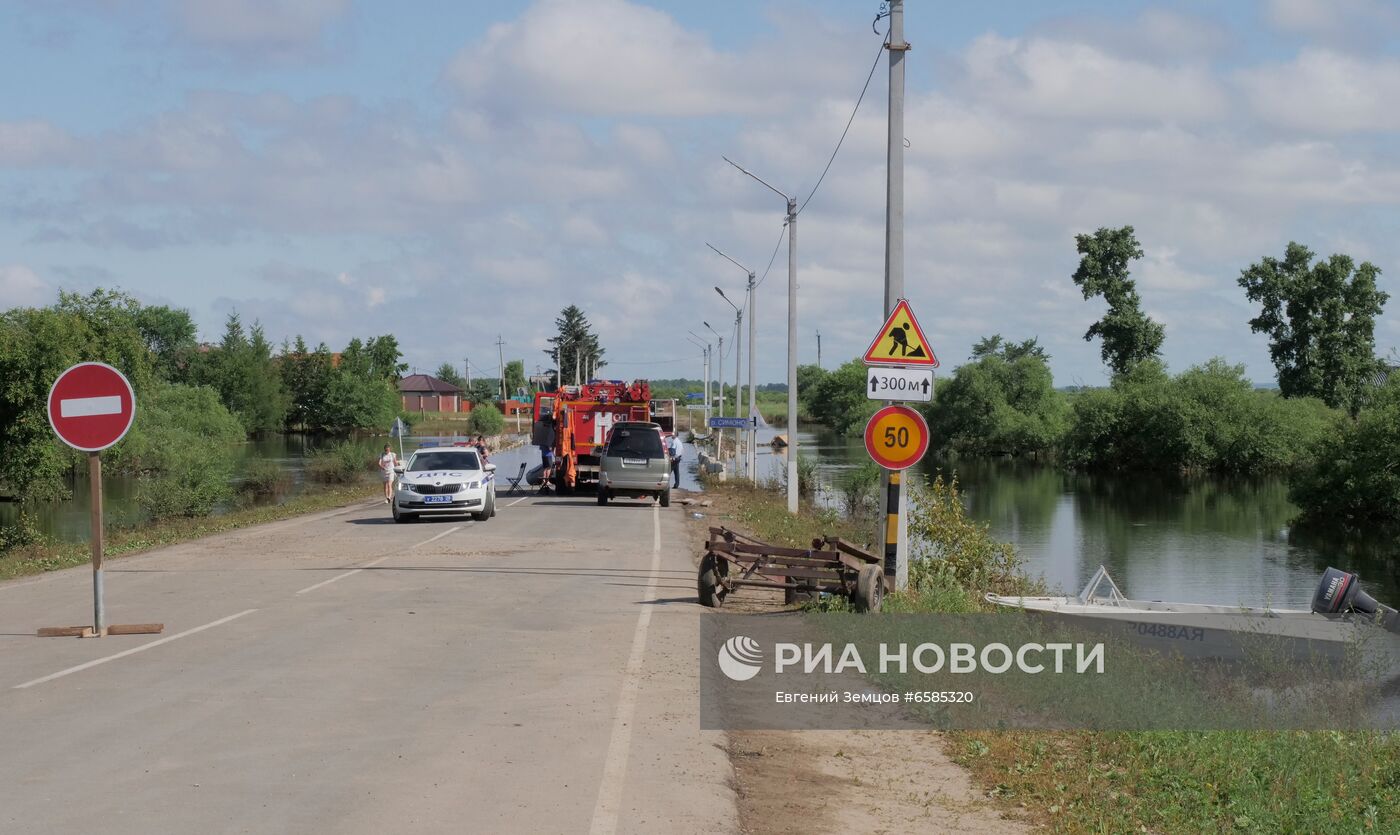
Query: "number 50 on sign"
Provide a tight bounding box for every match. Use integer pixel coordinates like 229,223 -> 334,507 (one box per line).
864,404 -> 930,470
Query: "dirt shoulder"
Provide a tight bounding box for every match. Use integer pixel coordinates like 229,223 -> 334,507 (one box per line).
680,487 -> 1033,835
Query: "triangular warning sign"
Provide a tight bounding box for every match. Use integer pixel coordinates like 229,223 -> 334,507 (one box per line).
863,299 -> 939,367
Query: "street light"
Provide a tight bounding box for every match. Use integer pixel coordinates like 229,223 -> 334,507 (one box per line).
709,242 -> 758,484
724,155 -> 799,513
685,334 -> 710,432
713,286 -> 744,479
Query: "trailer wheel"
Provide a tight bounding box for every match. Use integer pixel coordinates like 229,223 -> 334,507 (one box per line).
854,564 -> 885,613
698,552 -> 727,608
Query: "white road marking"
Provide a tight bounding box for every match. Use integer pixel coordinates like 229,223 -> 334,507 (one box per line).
294,524 -> 464,595
506,494 -> 532,507
13,609 -> 259,690
59,395 -> 122,418
589,504 -> 663,835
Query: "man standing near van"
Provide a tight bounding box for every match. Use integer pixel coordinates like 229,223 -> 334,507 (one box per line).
666,433 -> 683,488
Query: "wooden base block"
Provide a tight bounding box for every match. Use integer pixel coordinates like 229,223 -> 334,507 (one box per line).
107,623 -> 164,635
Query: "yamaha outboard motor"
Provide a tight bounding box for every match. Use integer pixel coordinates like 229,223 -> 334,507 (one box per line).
1313,568 -> 1399,633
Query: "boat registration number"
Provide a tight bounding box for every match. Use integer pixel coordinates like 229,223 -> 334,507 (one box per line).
1127,622 -> 1205,642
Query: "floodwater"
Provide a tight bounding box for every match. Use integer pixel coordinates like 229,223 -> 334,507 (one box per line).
740,425 -> 1399,609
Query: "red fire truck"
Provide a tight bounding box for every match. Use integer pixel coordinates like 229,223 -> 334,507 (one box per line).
532,380 -> 653,491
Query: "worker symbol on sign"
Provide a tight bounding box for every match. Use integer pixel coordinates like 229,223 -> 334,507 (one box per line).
886,323 -> 924,358
863,299 -> 939,368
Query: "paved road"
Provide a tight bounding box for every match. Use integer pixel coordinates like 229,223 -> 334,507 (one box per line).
0,485 -> 735,834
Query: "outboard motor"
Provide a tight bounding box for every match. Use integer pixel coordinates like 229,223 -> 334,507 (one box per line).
1313,568 -> 1398,633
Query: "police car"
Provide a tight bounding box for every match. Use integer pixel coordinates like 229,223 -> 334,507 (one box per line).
391,444 -> 497,523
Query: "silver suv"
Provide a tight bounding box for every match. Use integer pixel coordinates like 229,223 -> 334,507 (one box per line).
597,421 -> 670,507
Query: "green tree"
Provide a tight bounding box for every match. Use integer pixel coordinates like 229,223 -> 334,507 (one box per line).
804,359 -> 877,435
133,304 -> 198,381
926,338 -> 1068,456
545,305 -> 604,386
503,359 -> 526,399
280,338 -> 337,431
0,291 -> 157,500
465,403 -> 506,436
465,379 -> 497,406
1290,378 -> 1400,524
435,362 -> 465,389
1062,358 -> 1336,474
1071,226 -> 1165,374
198,314 -> 288,434
1238,242 -> 1389,415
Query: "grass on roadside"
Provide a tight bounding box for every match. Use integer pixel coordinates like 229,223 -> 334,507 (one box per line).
699,478 -> 1399,835
0,482 -> 377,584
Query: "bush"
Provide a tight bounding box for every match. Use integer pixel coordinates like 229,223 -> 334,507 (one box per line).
926,350 -> 1069,456
905,474 -> 1042,600
136,453 -> 233,520
238,459 -> 289,497
837,461 -> 882,523
0,511 -> 48,555
1063,359 -> 1337,474
1290,379 -> 1400,525
464,404 -> 505,436
307,441 -> 370,485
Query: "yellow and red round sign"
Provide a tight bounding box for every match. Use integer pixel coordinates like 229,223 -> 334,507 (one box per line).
863,404 -> 930,470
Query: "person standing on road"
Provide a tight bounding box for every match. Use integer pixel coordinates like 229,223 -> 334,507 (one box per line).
378,444 -> 398,504
538,417 -> 557,494
666,433 -> 683,489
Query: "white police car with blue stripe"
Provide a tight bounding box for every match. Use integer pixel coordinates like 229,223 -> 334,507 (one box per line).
391,445 -> 496,523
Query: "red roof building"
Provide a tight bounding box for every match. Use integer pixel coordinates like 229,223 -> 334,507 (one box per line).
398,374 -> 464,413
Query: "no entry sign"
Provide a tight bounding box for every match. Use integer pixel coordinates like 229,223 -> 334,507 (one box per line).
47,362 -> 136,452
863,404 -> 930,471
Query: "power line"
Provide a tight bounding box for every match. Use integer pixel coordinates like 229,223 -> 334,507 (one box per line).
797,31 -> 889,216
754,222 -> 788,290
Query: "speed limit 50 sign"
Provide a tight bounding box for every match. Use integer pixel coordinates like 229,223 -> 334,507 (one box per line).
864,404 -> 930,470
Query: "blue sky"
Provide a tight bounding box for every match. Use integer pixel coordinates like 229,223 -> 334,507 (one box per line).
3,0 -> 1399,386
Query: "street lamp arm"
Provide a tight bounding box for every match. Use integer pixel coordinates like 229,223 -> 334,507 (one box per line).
706,242 -> 754,276
722,156 -> 791,203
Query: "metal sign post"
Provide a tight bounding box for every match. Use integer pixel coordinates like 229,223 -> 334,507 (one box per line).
88,451 -> 105,633
39,362 -> 162,639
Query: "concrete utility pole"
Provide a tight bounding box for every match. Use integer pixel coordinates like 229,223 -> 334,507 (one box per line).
882,0 -> 910,590
816,330 -> 822,369
746,272 -> 757,481
496,335 -> 507,405
464,358 -> 471,388
724,156 -> 799,513
709,243 -> 757,482
705,322 -> 725,466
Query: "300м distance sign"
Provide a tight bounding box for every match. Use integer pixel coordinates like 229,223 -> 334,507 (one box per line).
864,404 -> 930,470
866,367 -> 934,403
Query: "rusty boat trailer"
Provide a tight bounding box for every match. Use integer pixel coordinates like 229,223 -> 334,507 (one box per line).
698,526 -> 888,613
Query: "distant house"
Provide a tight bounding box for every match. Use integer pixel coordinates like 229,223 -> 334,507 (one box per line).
398,374 -> 464,413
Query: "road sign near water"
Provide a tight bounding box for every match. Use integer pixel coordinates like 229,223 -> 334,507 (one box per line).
708,416 -> 751,429
47,362 -> 136,452
686,392 -> 704,400
863,404 -> 930,471
866,367 -> 934,403
863,299 -> 938,368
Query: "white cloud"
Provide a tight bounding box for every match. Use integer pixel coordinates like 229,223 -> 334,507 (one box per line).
0,264 -> 51,307
960,34 -> 1228,123
0,121 -> 76,167
168,0 -> 350,54
1264,0 -> 1400,46
444,0 -> 861,118
1238,49 -> 1400,133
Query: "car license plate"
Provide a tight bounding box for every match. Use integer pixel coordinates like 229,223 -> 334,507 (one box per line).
623,458 -> 647,466
423,495 -> 451,504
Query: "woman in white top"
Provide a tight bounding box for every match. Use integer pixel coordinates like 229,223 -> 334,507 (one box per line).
378,445 -> 398,503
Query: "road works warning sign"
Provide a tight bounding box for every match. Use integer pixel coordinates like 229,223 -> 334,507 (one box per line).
862,299 -> 938,368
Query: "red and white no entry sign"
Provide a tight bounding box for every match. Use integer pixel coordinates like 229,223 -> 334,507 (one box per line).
47,362 -> 137,452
